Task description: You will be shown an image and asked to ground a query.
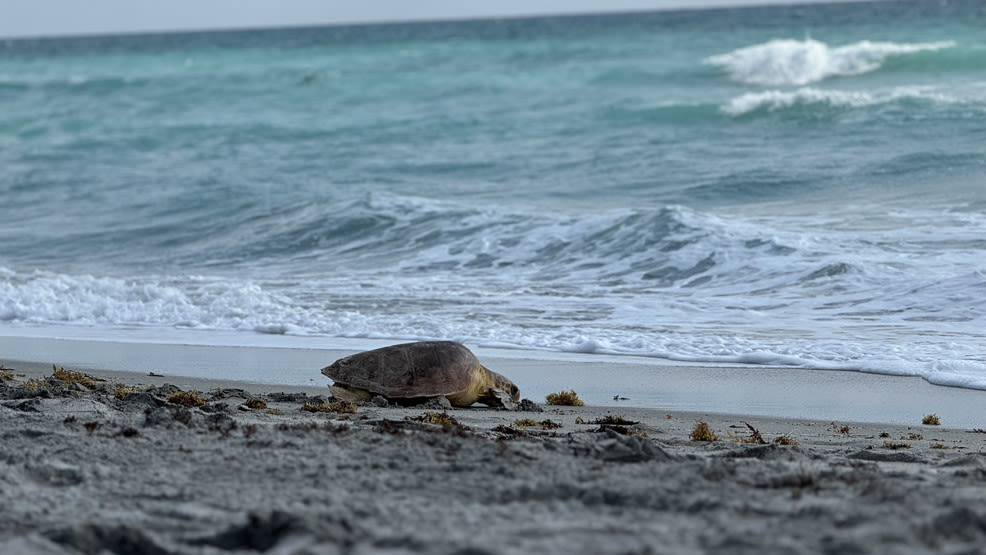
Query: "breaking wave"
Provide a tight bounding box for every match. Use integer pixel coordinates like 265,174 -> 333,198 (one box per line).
3,201 -> 986,389
705,39 -> 956,86
721,85 -> 957,116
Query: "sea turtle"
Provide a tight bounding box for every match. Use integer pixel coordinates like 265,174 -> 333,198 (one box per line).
320,341 -> 520,410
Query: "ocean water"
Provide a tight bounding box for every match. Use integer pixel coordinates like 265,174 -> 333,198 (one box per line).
2,1 -> 985,389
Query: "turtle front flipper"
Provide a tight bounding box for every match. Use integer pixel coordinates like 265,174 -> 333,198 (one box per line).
487,388 -> 518,411
477,368 -> 520,410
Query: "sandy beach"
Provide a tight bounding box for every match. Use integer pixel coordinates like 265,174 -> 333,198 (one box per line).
3,358 -> 986,554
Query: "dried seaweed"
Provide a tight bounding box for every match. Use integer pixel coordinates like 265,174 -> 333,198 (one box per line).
491,424 -> 525,437
513,418 -> 562,430
922,414 -> 941,426
406,411 -> 471,432
727,422 -> 768,445
166,390 -> 207,408
689,421 -> 718,442
590,415 -> 639,426
545,390 -> 584,406
773,435 -> 800,447
243,398 -> 268,410
51,366 -> 103,389
301,400 -> 357,414
113,385 -> 146,400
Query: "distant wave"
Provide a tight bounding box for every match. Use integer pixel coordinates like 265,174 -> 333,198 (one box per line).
721,85 -> 957,116
705,39 -> 956,86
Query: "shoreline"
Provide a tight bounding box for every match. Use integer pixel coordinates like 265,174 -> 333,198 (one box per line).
3,333 -> 986,427
2,364 -> 986,553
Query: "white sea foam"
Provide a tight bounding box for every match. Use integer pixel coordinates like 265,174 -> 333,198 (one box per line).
0,271 -> 302,332
721,85 -> 955,116
926,360 -> 986,390
2,203 -> 985,390
705,39 -> 956,86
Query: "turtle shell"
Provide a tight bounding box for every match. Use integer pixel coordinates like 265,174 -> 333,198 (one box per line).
320,341 -> 482,398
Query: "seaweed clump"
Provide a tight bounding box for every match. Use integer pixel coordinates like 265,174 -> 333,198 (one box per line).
407,411 -> 470,430
922,414 -> 941,426
689,421 -> 719,442
113,385 -> 146,400
726,422 -> 799,446
727,422 -> 767,445
591,415 -> 639,426
301,399 -> 357,414
545,390 -> 585,406
774,435 -> 800,447
166,390 -> 207,408
491,424 -> 525,437
513,418 -> 562,430
492,418 -> 562,438
243,398 -> 268,410
51,366 -> 103,389
0,366 -> 14,382
22,379 -> 42,391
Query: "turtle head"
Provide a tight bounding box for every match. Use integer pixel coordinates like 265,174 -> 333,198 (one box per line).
480,368 -> 520,410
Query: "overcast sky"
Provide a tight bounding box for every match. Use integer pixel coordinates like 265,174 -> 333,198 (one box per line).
1,0 -> 849,39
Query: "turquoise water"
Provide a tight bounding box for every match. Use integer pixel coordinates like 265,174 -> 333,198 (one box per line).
2,1 -> 985,388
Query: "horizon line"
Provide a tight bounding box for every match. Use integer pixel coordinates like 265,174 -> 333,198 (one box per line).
1,0 -> 879,42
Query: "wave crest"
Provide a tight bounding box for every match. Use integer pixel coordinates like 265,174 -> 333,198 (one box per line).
705,38 -> 956,86
721,86 -> 955,116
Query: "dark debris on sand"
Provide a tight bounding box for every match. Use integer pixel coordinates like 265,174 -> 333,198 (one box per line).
4,374 -> 986,555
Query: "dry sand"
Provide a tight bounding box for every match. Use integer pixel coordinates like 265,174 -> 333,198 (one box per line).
2,362 -> 986,555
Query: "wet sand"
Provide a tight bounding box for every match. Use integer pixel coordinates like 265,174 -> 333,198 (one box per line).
2,334 -> 985,427
2,361 -> 986,554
